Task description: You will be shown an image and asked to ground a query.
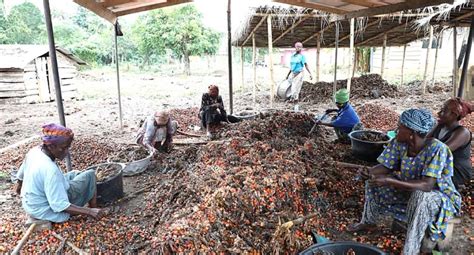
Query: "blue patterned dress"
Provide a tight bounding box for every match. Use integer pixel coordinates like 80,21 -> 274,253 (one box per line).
362,138 -> 461,241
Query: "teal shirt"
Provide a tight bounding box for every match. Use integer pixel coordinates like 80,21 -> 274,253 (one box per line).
378,139 -> 461,240
290,53 -> 306,73
17,147 -> 71,222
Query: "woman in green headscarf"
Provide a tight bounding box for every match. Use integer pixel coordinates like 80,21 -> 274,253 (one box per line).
316,89 -> 362,142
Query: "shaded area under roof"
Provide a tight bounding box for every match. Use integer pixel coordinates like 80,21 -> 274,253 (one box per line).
234,3 -> 474,48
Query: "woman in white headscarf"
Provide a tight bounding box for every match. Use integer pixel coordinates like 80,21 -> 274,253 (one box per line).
136,111 -> 177,153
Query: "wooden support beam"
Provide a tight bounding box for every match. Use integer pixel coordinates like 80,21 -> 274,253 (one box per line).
347,18 -> 355,92
241,16 -> 266,46
267,15 -> 275,107
334,23 -> 339,98
73,0 -> 117,24
341,0 -> 383,8
273,16 -> 310,44
356,23 -> 407,46
432,33 -> 442,86
381,33 -> 387,78
439,10 -> 474,26
401,44 -> 407,87
339,0 -> 454,20
115,0 -> 192,16
302,23 -> 334,44
422,26 -> 434,95
316,34 -> 320,82
252,34 -> 257,105
329,19 -> 379,47
453,27 -> 458,97
273,0 -> 347,14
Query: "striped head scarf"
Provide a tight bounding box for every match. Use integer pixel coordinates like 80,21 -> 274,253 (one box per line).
42,123 -> 74,145
400,109 -> 436,135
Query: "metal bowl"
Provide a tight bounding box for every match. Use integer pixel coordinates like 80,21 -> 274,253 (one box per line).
348,130 -> 391,162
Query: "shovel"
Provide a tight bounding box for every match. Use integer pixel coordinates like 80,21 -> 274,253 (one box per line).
308,112 -> 330,136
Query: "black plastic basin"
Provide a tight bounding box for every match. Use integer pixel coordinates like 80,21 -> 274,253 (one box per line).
300,241 -> 386,255
87,163 -> 124,205
348,130 -> 390,162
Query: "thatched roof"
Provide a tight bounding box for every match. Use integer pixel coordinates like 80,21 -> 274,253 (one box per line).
234,1 -> 473,48
0,45 -> 86,71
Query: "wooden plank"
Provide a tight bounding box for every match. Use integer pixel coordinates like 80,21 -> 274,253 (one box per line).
267,15 -> 275,108
273,0 -> 347,14
100,0 -> 132,7
422,26 -> 433,95
340,0 -> 454,20
36,57 -> 51,102
0,83 -> 25,91
241,16 -> 267,46
73,0 -> 117,24
273,16 -> 310,44
115,0 -> 192,16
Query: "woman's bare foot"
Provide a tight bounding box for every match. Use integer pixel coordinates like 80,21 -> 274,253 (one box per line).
347,222 -> 377,233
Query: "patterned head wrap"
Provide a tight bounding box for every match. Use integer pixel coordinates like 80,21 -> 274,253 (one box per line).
335,89 -> 350,103
446,97 -> 473,119
42,123 -> 74,145
295,42 -> 303,48
400,109 -> 435,135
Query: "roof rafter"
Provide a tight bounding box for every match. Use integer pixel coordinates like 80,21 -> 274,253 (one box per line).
241,16 -> 267,46
339,0 -> 454,20
98,0 -> 134,8
272,0 -> 348,14
356,22 -> 409,46
341,0 -> 383,8
273,16 -> 310,44
302,23 -> 334,44
328,19 -> 380,46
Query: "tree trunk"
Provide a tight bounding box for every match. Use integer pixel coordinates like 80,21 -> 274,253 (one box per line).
184,53 -> 191,76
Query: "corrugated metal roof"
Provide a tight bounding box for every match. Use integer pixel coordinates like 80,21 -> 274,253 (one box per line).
0,45 -> 86,70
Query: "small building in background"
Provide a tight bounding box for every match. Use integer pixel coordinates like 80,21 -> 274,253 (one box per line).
0,45 -> 86,104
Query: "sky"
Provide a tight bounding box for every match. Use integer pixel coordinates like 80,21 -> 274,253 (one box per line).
3,0 -> 274,33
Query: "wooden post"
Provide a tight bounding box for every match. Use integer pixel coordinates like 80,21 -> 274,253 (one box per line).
458,16 -> 474,98
334,23 -> 339,98
432,33 -> 442,86
252,34 -> 256,105
422,26 -> 433,95
401,44 -> 407,87
267,15 -> 275,107
240,46 -> 244,91
381,33 -> 387,78
316,34 -> 320,82
347,18 -> 355,92
227,0 -> 233,113
453,27 -> 458,97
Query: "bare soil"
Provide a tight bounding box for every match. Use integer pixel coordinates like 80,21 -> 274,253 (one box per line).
0,70 -> 471,254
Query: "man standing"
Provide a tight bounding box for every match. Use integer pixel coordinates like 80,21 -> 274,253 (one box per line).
286,42 -> 312,102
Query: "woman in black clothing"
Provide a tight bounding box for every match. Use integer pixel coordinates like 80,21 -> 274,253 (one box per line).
199,85 -> 239,137
429,98 -> 473,189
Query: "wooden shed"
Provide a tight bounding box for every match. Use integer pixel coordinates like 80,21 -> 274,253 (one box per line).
0,45 -> 86,104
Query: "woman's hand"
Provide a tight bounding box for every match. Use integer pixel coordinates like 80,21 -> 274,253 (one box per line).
369,175 -> 390,187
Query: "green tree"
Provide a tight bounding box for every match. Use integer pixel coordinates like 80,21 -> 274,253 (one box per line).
133,5 -> 221,75
6,2 -> 46,44
0,7 -> 7,43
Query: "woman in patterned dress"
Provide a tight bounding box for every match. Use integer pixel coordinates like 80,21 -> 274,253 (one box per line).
348,109 -> 461,254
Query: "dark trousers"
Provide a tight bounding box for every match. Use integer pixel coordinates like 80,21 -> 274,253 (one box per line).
199,109 -> 240,128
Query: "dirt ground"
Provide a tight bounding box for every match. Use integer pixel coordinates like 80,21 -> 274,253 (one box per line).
0,69 -> 472,254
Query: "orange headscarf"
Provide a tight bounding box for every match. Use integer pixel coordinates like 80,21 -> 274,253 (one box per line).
446,98 -> 473,119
